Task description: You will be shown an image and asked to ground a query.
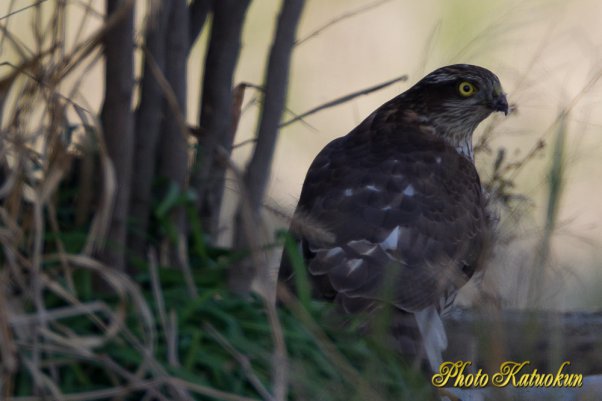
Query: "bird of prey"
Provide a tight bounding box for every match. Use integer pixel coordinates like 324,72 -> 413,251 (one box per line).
279,64 -> 508,371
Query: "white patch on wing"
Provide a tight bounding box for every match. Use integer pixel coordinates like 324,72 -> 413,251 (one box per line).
344,188 -> 353,197
347,240 -> 379,257
360,244 -> 379,257
347,258 -> 363,275
365,184 -> 379,192
403,184 -> 415,197
325,247 -> 343,258
381,226 -> 400,250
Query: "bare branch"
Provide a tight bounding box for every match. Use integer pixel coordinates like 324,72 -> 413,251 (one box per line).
279,74 -> 408,128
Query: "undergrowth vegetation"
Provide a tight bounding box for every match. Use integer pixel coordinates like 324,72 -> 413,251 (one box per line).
7,197 -> 434,399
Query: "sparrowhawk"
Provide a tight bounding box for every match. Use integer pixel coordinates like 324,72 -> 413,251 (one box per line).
279,64 -> 508,371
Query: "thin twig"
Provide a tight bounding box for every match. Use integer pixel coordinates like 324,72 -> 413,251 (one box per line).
264,299 -> 287,401
295,0 -> 394,47
31,182 -> 47,396
56,0 -> 136,82
231,137 -> 256,150
71,0 -> 104,19
279,74 -> 408,128
73,0 -> 98,53
204,322 -> 275,401
241,82 -> 318,132
0,0 -> 17,56
168,377 -> 261,401
0,0 -> 48,22
212,145 -> 290,401
276,285 -> 387,401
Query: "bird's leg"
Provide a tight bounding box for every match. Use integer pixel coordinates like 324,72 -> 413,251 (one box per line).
414,305 -> 447,373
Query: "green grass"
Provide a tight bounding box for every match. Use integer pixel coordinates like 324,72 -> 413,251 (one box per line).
11,136 -> 537,400
8,221 -> 434,400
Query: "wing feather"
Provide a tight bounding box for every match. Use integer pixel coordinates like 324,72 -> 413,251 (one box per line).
279,110 -> 488,314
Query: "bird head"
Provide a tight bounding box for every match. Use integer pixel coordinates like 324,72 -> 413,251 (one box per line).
405,64 -> 508,159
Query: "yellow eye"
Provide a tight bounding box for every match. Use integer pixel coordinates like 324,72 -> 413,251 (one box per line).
458,81 -> 477,97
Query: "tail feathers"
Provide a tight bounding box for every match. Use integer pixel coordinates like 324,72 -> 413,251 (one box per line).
414,305 -> 447,372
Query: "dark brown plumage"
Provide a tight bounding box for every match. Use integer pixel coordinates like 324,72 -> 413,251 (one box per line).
279,64 -> 508,370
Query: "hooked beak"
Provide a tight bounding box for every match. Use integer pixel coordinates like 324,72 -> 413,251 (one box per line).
490,93 -> 509,116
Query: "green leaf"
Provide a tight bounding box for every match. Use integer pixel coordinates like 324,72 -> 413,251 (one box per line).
281,231 -> 311,311
155,181 -> 181,218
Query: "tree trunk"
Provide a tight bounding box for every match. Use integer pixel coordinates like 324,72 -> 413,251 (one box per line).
129,2 -> 169,265
231,0 -> 305,295
190,0 -> 251,242
157,0 -> 190,271
100,0 -> 135,271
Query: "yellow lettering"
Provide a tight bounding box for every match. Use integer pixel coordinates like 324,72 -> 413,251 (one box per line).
432,361 -> 467,388
543,374 -> 553,386
452,361 -> 471,387
432,360 -> 583,389
492,361 -> 530,387
568,374 -> 583,387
